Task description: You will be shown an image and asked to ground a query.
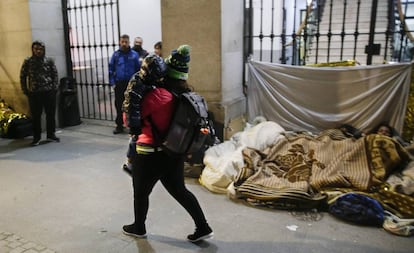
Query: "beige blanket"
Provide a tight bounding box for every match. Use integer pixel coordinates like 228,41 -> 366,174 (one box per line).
233,130 -> 411,210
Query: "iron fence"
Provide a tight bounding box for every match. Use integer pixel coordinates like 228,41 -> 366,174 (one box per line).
244,0 -> 414,65
61,0 -> 414,121
62,0 -> 120,121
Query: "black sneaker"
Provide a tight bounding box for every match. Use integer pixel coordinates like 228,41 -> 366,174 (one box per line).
122,224 -> 147,238
47,135 -> 60,142
31,138 -> 41,146
113,127 -> 124,134
187,225 -> 213,242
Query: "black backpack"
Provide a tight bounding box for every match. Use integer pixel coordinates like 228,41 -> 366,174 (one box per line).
156,91 -> 215,155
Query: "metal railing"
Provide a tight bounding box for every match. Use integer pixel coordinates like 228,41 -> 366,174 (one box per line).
62,0 -> 414,121
244,0 -> 414,65
62,0 -> 120,121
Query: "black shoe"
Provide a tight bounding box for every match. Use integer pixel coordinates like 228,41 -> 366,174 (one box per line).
187,225 -> 213,242
47,135 -> 60,142
113,127 -> 124,134
31,138 -> 41,146
122,224 -> 147,238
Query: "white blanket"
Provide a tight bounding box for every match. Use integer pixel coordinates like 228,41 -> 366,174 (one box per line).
200,121 -> 285,193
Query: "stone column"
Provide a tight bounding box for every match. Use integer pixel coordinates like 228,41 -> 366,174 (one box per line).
161,0 -> 246,140
0,0 -> 66,116
0,0 -> 33,114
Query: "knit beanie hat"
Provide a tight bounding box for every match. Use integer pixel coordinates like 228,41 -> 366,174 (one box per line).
165,44 -> 191,80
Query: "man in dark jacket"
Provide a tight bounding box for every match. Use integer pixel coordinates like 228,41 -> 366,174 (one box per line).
109,34 -> 141,134
20,41 -> 59,146
132,37 -> 149,63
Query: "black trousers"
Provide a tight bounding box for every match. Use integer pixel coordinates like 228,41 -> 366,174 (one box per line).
114,80 -> 129,128
132,150 -> 208,229
28,91 -> 57,140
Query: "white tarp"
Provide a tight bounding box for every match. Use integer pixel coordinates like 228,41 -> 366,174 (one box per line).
247,61 -> 412,134
200,121 -> 286,193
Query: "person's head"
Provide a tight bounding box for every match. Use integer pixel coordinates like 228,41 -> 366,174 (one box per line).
373,122 -> 394,137
32,41 -> 45,58
138,53 -> 167,85
134,37 -> 143,47
165,44 -> 191,81
119,34 -> 130,52
154,41 -> 162,57
133,37 -> 144,52
377,125 -> 393,137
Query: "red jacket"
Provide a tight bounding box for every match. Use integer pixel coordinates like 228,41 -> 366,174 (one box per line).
137,87 -> 175,146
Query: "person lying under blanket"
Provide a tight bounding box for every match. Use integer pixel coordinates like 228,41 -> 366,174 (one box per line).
201,120 -> 414,220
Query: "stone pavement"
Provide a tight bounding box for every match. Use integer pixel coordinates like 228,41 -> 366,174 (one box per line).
1,121 -> 413,253
0,231 -> 55,253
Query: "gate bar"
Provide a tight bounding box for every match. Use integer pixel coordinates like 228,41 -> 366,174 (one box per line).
367,0 -> 379,65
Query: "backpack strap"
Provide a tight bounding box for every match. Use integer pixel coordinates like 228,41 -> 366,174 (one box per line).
147,115 -> 164,147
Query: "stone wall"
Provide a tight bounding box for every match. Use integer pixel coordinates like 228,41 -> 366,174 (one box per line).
161,0 -> 246,139
0,0 -> 66,117
0,0 -> 33,114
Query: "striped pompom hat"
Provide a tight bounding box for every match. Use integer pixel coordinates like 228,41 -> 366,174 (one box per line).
165,44 -> 191,80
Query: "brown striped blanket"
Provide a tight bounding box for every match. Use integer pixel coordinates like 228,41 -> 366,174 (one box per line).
233,129 -> 411,211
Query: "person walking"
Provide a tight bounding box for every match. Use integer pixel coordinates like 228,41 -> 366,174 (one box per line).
122,46 -> 213,242
109,34 -> 140,134
20,40 -> 60,146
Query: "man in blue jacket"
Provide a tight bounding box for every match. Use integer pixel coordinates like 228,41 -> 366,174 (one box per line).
109,34 -> 140,134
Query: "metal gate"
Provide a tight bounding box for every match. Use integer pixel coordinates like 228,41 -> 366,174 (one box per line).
244,0 -> 414,65
62,0 -> 120,121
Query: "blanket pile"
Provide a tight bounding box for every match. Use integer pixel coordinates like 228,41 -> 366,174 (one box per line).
200,122 -> 414,223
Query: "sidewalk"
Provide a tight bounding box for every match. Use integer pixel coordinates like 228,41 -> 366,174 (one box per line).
0,122 -> 413,253
0,231 -> 56,253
